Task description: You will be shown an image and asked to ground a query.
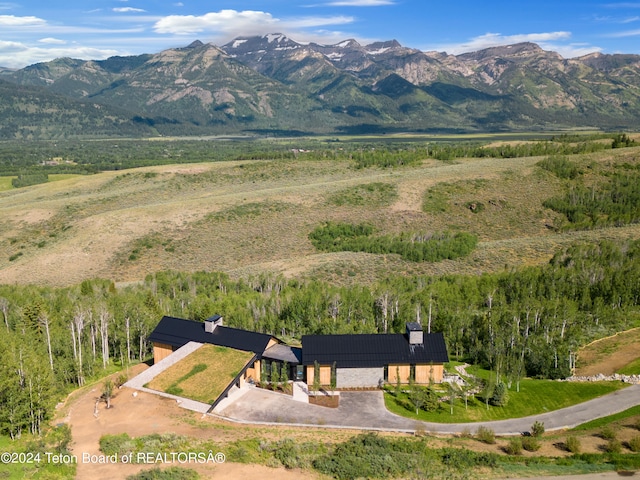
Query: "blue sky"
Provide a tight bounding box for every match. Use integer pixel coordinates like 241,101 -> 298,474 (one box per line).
1,1 -> 639,68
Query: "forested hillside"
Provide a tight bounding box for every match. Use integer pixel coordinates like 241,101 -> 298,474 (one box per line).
1,134 -> 640,442
1,237 -> 640,437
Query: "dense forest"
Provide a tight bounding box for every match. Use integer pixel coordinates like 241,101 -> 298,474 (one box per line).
1,238 -> 639,439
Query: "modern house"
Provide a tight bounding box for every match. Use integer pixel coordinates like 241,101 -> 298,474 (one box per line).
148,315 -> 302,385
147,315 -> 448,408
302,323 -> 449,388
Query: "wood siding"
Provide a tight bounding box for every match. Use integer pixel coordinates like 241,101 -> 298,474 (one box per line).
306,365 -> 332,387
245,359 -> 260,382
388,364 -> 411,384
416,364 -> 444,384
152,342 -> 174,364
388,363 -> 444,384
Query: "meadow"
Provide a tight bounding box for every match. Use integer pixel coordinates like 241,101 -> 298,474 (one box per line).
1,134 -> 639,289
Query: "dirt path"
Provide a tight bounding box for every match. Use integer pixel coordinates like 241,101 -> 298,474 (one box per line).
61,365 -> 316,479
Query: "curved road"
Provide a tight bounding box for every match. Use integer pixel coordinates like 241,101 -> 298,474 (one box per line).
217,384 -> 640,435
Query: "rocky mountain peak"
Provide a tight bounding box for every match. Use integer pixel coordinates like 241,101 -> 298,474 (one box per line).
185,40 -> 204,49
222,34 -> 302,55
365,40 -> 402,53
333,39 -> 362,49
458,42 -> 546,62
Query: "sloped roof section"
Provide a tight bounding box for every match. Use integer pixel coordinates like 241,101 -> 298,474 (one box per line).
149,316 -> 275,354
301,332 -> 448,368
262,344 -> 302,364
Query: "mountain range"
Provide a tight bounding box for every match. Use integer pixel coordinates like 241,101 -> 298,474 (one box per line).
1,34 -> 640,139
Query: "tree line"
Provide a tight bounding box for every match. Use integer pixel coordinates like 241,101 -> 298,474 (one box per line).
0,133 -> 635,177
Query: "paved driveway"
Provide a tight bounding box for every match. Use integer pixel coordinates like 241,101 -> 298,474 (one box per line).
217,384 -> 640,435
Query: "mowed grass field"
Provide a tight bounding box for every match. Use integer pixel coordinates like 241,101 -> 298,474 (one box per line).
384,380 -> 625,423
1,146 -> 640,287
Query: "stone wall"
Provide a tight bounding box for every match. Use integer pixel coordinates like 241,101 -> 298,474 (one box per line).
562,373 -> 640,384
336,367 -> 384,388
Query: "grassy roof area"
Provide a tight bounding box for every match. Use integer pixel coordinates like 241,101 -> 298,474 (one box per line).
147,344 -> 254,404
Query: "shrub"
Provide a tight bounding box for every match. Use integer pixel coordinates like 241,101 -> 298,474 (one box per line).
531,421 -> 545,437
604,439 -> 622,454
600,426 -> 617,440
126,466 -> 199,479
628,436 -> 640,453
47,424 -> 72,454
440,448 -> 498,470
537,156 -> 580,179
115,372 -> 129,388
490,382 -> 509,407
476,426 -> 496,444
99,433 -> 133,456
565,436 -> 581,454
504,438 -> 523,455
522,436 -> 541,452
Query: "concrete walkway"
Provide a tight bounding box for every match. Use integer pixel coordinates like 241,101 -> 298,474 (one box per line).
292,381 -> 310,403
216,384 -> 640,435
124,341 -> 211,414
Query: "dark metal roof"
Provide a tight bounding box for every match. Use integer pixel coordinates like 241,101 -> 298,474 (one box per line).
262,344 -> 302,364
301,332 -> 449,368
149,316 -> 275,354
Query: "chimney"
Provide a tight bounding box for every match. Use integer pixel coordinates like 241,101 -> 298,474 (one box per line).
204,315 -> 224,333
406,322 -> 423,345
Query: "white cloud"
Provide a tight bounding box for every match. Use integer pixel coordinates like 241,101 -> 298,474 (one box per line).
153,9 -> 354,43
38,37 -> 66,45
0,14 -> 47,26
0,40 -> 119,68
607,28 -> 640,36
154,10 -> 279,35
113,7 -> 146,13
621,15 -> 640,22
424,32 -> 601,58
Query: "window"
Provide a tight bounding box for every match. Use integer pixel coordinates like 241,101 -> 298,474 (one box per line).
410,364 -> 416,382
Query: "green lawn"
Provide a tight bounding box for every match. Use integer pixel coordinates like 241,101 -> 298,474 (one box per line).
384,379 -> 626,423
147,345 -> 254,404
571,405 -> 640,431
